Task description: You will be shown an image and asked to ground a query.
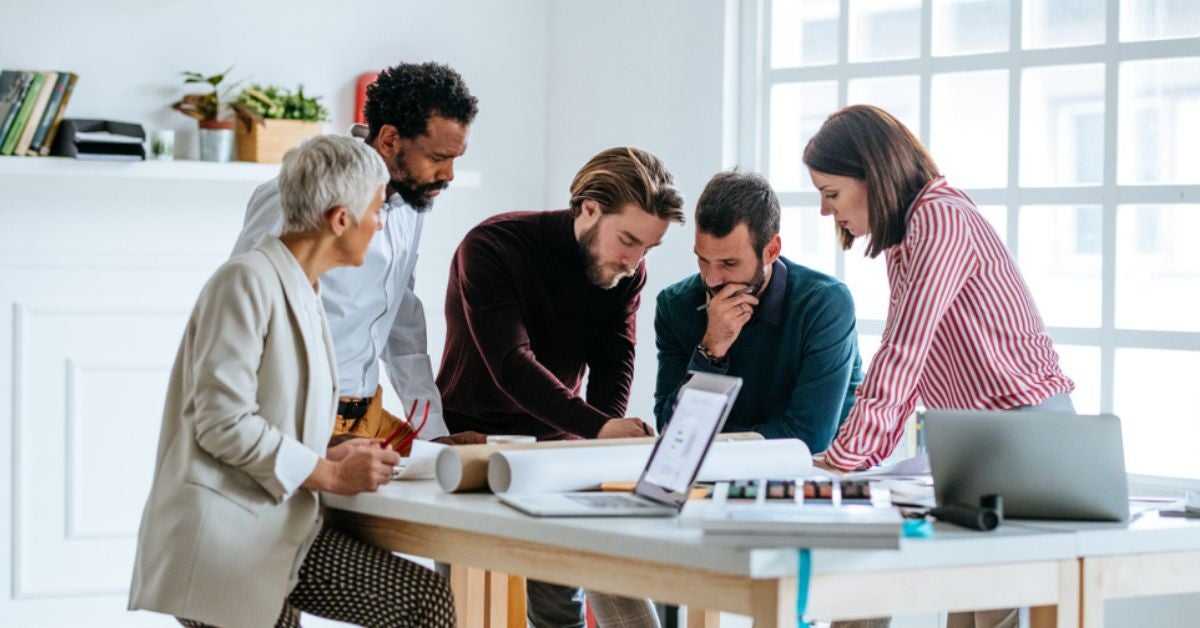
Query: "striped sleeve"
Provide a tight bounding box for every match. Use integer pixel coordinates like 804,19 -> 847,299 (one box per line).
825,201 -> 977,469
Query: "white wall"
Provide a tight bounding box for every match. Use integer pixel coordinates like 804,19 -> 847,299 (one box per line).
0,2 -> 549,626
546,0 -> 732,420
0,0 -> 550,376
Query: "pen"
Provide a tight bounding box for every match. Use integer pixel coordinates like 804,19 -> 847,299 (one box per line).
695,286 -> 756,311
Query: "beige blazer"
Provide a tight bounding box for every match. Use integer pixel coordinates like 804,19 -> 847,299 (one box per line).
129,237 -> 337,628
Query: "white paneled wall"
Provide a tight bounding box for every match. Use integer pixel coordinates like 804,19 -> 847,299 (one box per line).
0,162 -> 269,626
0,159 -> 487,626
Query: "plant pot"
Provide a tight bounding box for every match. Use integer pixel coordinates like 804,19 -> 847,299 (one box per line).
198,119 -> 235,162
235,119 -> 324,163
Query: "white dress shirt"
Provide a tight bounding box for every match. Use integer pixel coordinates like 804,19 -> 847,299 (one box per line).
230,166 -> 450,440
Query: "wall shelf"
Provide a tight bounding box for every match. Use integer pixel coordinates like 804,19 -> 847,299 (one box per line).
0,155 -> 482,187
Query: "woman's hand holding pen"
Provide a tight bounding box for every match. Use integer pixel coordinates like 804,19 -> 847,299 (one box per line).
699,283 -> 760,361
326,437 -> 384,462
306,443 -> 400,495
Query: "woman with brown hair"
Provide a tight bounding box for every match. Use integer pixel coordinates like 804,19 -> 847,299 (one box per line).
803,104 -> 1074,627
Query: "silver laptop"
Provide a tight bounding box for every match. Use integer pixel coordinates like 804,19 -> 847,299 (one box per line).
498,372 -> 743,517
925,410 -> 1129,521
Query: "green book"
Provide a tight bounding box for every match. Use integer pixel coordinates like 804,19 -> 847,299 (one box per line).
28,72 -> 71,155
1,71 -> 44,155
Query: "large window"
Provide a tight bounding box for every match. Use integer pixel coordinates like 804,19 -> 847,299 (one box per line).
745,0 -> 1200,477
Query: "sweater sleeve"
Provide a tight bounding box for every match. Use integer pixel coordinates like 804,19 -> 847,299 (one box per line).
825,202 -> 976,469
585,265 -> 644,421
452,232 -> 612,437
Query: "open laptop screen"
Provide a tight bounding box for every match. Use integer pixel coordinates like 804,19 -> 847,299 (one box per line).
642,388 -> 730,493
635,372 -> 742,508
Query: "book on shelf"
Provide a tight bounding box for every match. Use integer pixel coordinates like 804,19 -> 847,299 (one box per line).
14,71 -> 57,156
28,70 -> 75,153
35,72 -> 78,156
701,502 -> 905,549
0,71 -> 33,149
0,69 -> 79,158
1,71 -> 45,155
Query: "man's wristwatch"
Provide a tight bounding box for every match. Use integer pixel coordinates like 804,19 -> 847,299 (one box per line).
696,343 -> 728,368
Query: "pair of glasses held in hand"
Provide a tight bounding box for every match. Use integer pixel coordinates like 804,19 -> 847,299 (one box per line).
383,399 -> 430,455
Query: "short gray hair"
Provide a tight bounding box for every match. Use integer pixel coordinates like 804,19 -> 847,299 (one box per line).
278,134 -> 390,234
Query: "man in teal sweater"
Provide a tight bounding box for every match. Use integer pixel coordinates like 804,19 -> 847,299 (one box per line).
654,170 -> 863,452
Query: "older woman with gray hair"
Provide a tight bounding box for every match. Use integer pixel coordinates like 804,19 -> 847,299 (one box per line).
129,135 -> 455,628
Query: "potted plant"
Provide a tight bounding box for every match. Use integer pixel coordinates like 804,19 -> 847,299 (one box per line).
232,84 -> 328,163
171,67 -> 239,162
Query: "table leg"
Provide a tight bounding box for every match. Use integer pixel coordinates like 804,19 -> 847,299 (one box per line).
1080,559 -> 1104,628
451,564 -> 487,628
750,577 -> 798,628
1029,559 -> 1081,628
484,570 -> 509,628
685,607 -> 722,628
507,575 -> 527,628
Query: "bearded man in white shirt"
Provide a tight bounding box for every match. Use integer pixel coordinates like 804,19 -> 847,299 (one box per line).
231,62 -> 485,449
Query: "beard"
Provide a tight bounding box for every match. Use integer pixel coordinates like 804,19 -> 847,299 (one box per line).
391,177 -> 447,213
389,149 -> 448,212
578,221 -> 635,290
705,260 -> 767,299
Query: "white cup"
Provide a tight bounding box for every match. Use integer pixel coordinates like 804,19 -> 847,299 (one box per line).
486,435 -> 536,445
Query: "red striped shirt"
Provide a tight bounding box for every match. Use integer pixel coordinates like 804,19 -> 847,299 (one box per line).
825,177 -> 1074,470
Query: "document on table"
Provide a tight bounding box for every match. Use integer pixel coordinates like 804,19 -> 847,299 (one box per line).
392,440 -> 448,480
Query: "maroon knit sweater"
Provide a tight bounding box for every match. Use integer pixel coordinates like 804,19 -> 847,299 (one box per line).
436,209 -> 645,440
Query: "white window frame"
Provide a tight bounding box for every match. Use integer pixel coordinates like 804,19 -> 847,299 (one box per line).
738,0 -> 1200,420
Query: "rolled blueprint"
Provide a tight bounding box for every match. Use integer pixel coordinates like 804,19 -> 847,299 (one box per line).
488,438 -> 810,494
434,437 -> 654,492
435,432 -> 764,493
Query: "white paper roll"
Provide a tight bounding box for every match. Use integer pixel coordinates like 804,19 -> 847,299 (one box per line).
488,439 -> 812,494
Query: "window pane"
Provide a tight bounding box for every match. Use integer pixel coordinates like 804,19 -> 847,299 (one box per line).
1116,348 -> 1200,478
978,205 -> 1008,244
933,0 -> 1011,56
843,238 -> 890,321
1116,205 -> 1200,331
1054,345 -> 1101,415
847,75 -> 921,138
770,81 -> 837,192
1118,58 -> 1200,185
859,334 -> 883,371
1121,0 -> 1200,42
1018,205 -> 1102,328
931,70 -> 1009,188
849,0 -> 921,62
1020,64 -> 1105,186
1023,0 -> 1105,48
772,0 -> 839,68
780,207 -> 837,277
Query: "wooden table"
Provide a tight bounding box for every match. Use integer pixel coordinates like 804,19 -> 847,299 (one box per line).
1070,511 -> 1200,627
324,481 -> 1083,627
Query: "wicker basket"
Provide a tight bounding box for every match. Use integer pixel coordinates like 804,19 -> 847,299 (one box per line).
235,119 -> 324,163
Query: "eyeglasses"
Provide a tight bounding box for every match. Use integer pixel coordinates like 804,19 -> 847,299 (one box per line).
383,399 -> 430,455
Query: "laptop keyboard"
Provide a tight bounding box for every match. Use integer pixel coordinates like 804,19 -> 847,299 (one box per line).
565,494 -> 656,508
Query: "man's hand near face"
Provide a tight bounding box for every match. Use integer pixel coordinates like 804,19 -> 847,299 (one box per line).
699,283 -> 760,360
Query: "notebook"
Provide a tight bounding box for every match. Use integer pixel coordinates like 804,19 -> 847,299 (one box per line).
497,372 -> 742,517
